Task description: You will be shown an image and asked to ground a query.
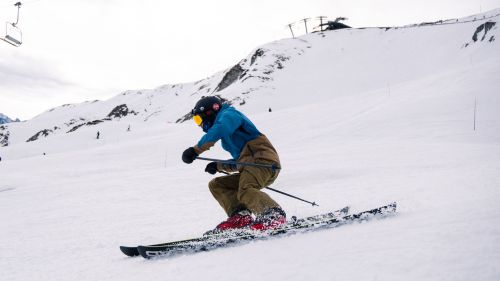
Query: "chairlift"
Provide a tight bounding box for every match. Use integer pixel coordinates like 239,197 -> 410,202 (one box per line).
1,2 -> 23,47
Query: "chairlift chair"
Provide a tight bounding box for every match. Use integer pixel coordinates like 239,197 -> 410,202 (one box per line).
1,2 -> 23,47
3,22 -> 22,46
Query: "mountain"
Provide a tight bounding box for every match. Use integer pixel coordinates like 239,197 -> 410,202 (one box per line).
1,9 -> 499,150
0,113 -> 19,124
1,9 -> 500,281
0,113 -> 19,147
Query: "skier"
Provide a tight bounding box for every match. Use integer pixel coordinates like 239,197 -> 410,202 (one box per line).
182,96 -> 286,233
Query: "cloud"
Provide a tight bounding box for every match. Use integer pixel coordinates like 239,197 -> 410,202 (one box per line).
0,54 -> 75,94
0,53 -> 104,119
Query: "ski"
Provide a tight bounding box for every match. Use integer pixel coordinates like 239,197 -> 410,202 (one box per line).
119,205 -> 349,257
135,203 -> 396,259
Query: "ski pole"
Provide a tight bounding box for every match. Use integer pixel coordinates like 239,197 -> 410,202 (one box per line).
216,171 -> 318,207
264,186 -> 319,207
195,156 -> 280,171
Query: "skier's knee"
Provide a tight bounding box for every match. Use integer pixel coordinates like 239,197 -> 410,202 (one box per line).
236,184 -> 257,201
208,178 -> 218,192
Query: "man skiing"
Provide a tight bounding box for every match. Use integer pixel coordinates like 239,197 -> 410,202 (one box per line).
182,96 -> 286,233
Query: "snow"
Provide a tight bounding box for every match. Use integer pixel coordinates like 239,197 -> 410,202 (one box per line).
1,10 -> 500,281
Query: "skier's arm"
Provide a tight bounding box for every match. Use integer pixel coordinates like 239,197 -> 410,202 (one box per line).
193,113 -> 242,155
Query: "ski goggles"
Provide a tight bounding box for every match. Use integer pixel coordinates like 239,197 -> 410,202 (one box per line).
193,114 -> 203,126
192,110 -> 215,126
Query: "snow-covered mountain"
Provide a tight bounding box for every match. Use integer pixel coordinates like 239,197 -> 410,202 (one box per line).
0,113 -> 19,124
0,37 -> 311,147
1,9 -> 499,281
2,8 -> 497,150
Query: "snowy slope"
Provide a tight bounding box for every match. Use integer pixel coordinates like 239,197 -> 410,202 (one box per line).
1,10 -> 500,281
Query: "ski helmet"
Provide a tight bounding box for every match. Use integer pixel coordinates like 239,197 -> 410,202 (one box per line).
191,96 -> 222,132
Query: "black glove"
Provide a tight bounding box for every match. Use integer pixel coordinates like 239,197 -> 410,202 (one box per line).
182,147 -> 198,164
205,162 -> 218,175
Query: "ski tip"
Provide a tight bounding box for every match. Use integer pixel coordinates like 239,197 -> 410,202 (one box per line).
120,246 -> 140,257
137,245 -> 156,259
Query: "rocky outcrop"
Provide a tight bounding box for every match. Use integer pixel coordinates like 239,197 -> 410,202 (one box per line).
463,21 -> 497,47
0,125 -> 9,147
215,64 -> 246,92
26,127 -> 60,142
67,120 -> 103,133
23,105 -> 136,142
175,112 -> 193,124
107,104 -> 137,119
250,48 -> 265,65
472,21 -> 496,42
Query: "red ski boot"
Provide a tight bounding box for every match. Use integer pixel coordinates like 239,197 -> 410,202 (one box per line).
205,210 -> 254,235
249,207 -> 286,231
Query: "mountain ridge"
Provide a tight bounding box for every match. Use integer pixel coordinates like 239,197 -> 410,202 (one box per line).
0,9 -> 498,149
0,113 -> 20,124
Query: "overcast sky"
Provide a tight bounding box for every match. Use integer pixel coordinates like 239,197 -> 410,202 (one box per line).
1,0 -> 499,120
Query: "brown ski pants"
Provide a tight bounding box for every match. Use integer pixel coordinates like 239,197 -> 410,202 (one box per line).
208,165 -> 280,216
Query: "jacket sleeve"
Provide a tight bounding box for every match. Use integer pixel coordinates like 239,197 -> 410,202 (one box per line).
193,111 -> 242,155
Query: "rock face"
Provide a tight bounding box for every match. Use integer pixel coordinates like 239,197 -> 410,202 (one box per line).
463,21 -> 497,48
472,21 -> 496,42
67,120 -> 104,133
214,64 -> 246,92
250,48 -> 265,65
0,125 -> 9,147
62,104 -> 137,134
107,104 -> 137,119
26,128 -> 58,142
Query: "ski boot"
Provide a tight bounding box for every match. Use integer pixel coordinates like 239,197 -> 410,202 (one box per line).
204,209 -> 254,235
249,207 -> 287,231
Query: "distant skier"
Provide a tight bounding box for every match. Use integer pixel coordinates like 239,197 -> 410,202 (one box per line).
96,131 -> 100,139
182,96 -> 285,233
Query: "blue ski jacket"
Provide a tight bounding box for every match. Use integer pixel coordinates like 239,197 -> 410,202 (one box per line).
195,104 -> 261,160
